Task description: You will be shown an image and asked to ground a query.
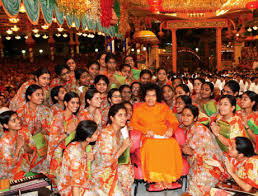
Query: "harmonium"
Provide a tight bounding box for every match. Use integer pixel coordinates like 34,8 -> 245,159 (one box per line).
211,180 -> 258,196
0,174 -> 51,196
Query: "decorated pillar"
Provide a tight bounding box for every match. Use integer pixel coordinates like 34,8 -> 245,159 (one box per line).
75,34 -> 80,54
25,33 -> 35,63
69,33 -> 75,58
171,29 -> 177,73
151,44 -> 159,68
216,27 -> 222,71
0,37 -> 4,58
48,33 -> 55,61
233,42 -> 244,65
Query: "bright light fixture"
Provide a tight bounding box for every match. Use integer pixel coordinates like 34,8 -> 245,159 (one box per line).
95,48 -> 98,52
253,26 -> 258,30
41,24 -> 49,30
6,29 -> 13,35
15,35 -> 21,39
11,25 -> 20,32
77,32 -> 82,36
42,34 -> 48,39
34,34 -> 41,38
63,33 -> 68,38
32,28 -> 39,33
21,50 -> 26,54
39,49 -> 43,53
9,18 -> 20,23
247,27 -> 252,32
56,33 -> 61,37
24,35 -> 28,39
57,27 -> 64,32
6,36 -> 11,40
19,4 -> 26,13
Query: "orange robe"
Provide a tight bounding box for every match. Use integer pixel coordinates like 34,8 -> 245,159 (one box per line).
130,102 -> 183,183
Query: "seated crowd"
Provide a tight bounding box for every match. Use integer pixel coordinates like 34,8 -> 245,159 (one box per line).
0,52 -> 257,196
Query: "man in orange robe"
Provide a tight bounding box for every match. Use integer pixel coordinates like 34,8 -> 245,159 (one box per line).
130,83 -> 183,191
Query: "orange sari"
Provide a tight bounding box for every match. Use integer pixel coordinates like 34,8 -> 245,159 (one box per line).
130,102 -> 183,183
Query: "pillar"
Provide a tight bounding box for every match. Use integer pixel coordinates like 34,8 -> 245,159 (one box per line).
75,34 -> 80,55
69,33 -> 75,58
233,42 -> 244,65
0,37 -> 4,58
171,29 -> 177,73
25,33 -> 35,63
151,45 -> 159,69
48,33 -> 55,61
216,27 -> 222,71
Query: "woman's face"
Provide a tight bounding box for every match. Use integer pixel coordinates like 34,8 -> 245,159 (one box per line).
181,108 -> 195,127
60,68 -> 71,82
125,56 -> 135,67
121,87 -> 132,102
219,98 -> 234,117
111,108 -> 127,128
222,85 -> 235,96
79,72 -> 91,86
124,103 -> 133,121
65,97 -> 80,113
87,130 -> 99,143
107,58 -> 117,71
95,79 -> 108,94
162,86 -> 174,102
157,70 -> 167,82
57,87 -> 67,101
228,139 -> 239,158
240,94 -> 254,110
175,97 -> 186,114
88,92 -> 101,108
5,114 -> 21,131
29,89 -> 44,105
145,90 -> 157,107
131,83 -> 140,97
175,86 -> 187,98
121,66 -> 131,79
110,91 -> 122,105
66,58 -> 76,71
193,79 -> 202,94
99,54 -> 106,68
37,73 -> 50,88
201,83 -> 212,99
89,64 -> 99,78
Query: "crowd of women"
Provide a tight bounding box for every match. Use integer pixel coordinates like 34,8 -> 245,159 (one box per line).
0,52 -> 257,196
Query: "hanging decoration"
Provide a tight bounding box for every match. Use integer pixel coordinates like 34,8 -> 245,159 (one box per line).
0,0 -> 122,38
100,0 -> 113,27
148,0 -> 162,13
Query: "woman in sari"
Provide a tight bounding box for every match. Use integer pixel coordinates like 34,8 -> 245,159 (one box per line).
77,88 -> 102,129
175,95 -> 192,123
130,83 -> 182,191
50,86 -> 67,115
94,75 -> 109,111
87,61 -> 100,85
175,84 -> 190,99
224,137 -> 258,192
199,82 -> 217,117
65,57 -> 77,79
58,120 -> 99,196
162,85 -> 175,111
0,111 -> 33,180
211,95 -> 247,152
98,52 -> 108,77
92,104 -> 133,196
102,88 -> 122,124
130,82 -> 142,105
191,77 -> 205,105
236,91 -> 258,147
9,67 -> 51,111
222,80 -> 241,111
124,55 -> 140,80
110,64 -> 132,89
156,67 -> 172,88
16,84 -> 53,173
47,92 -> 80,191
181,105 -> 225,196
119,85 -> 132,102
50,64 -> 75,92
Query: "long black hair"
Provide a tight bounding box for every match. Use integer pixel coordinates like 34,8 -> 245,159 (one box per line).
0,111 -> 16,131
34,67 -> 50,79
64,92 -> 80,114
235,137 -> 256,157
85,88 -> 99,108
25,84 -> 42,102
243,91 -> 258,111
51,85 -> 63,104
107,103 -> 126,125
72,120 -> 97,142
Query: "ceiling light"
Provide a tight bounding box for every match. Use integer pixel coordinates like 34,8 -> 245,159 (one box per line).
6,29 -> 13,35
72,22 -> 76,28
76,32 -> 82,36
42,34 -> 48,39
63,33 -> 68,38
82,33 -> 87,37
34,34 -> 40,38
6,36 -> 11,40
9,18 -> 19,23
41,24 -> 49,30
247,27 -> 252,32
19,3 -> 26,13
15,35 -> 21,39
57,27 -> 64,32
52,18 -> 57,23
24,35 -> 28,39
56,33 -> 61,37
253,26 -> 258,30
39,49 -> 43,53
32,28 -> 39,33
21,50 -> 26,54
11,25 -> 20,32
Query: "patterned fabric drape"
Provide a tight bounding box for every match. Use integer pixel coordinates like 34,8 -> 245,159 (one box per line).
100,0 -> 113,27
24,0 -> 40,24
